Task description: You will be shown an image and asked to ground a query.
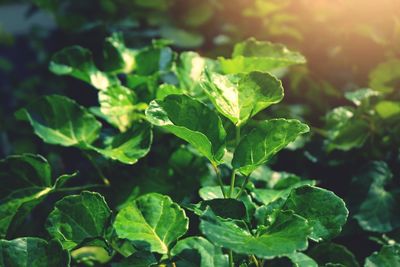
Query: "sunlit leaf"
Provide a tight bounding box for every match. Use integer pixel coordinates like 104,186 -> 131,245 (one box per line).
219,38 -> 306,74
50,46 -> 119,90
232,119 -> 309,175
114,193 -> 188,254
201,71 -> 283,126
15,95 -> 101,148
146,94 -> 226,165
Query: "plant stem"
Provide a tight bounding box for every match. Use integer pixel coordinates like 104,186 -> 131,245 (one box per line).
83,151 -> 110,186
211,164 -> 226,198
229,250 -> 234,267
55,184 -> 106,192
229,170 -> 236,198
168,251 -> 177,267
235,175 -> 250,199
235,125 -> 241,146
251,255 -> 260,267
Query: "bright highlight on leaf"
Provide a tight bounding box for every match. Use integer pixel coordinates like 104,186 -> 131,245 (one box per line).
114,193 -> 188,254
219,38 -> 306,74
201,70 -> 284,126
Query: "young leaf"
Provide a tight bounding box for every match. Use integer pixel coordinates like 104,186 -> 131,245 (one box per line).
91,122 -> 153,165
200,209 -> 311,259
0,154 -> 72,238
171,236 -> 229,267
145,94 -> 226,165
49,46 -> 119,90
251,178 -> 315,206
0,238 -> 70,267
232,119 -> 309,176
175,51 -> 216,98
98,85 -> 139,132
46,191 -> 112,250
187,198 -> 247,220
15,95 -> 101,148
199,186 -> 256,222
282,186 -> 348,241
103,32 -> 136,73
201,71 -> 283,126
365,245 -> 400,267
113,193 -> 188,254
219,38 -> 306,74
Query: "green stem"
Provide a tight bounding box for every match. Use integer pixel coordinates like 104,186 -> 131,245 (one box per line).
55,184 -> 106,192
229,250 -> 234,267
229,171 -> 236,198
83,151 -> 110,186
235,125 -> 241,146
235,175 -> 250,199
212,164 -> 226,198
251,255 -> 260,267
167,250 -> 177,267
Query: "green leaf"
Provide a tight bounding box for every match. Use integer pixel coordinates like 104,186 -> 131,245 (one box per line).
200,209 -> 311,259
160,27 -> 204,49
135,45 -> 174,76
251,178 -> 315,206
0,238 -> 70,267
103,32 -> 136,73
0,154 -> 70,238
71,246 -> 112,265
15,95 -> 101,148
232,119 -> 309,175
344,88 -> 380,106
365,245 -> 400,267
198,186 -> 256,222
114,193 -> 188,254
145,94 -> 226,165
156,84 -> 184,100
187,198 -> 246,220
375,101 -> 400,119
201,71 -> 283,126
324,106 -> 370,151
352,162 -> 400,233
175,52 -> 216,99
308,243 -> 359,267
46,191 -> 112,250
369,59 -> 400,93
91,123 -> 153,165
98,85 -> 139,132
282,186 -> 348,241
287,252 -> 318,267
219,38 -> 306,74
49,46 -> 119,90
171,236 -> 229,267
111,251 -> 157,267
